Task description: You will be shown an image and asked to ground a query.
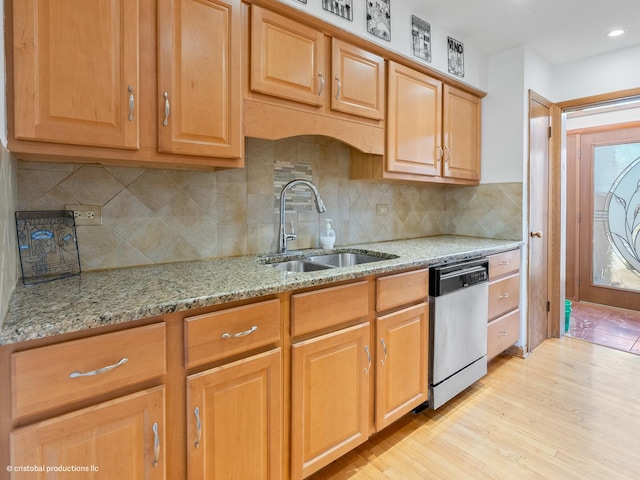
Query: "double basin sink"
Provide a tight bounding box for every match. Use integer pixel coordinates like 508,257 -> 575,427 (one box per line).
263,251 -> 398,273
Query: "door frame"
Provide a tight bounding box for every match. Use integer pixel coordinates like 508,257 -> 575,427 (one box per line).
555,87 -> 640,332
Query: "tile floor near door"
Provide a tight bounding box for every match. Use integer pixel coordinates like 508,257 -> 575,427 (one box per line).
567,301 -> 640,355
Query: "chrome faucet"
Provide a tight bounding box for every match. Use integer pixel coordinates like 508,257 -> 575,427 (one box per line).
278,179 -> 327,254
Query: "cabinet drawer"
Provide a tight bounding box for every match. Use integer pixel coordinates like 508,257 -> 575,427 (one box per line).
488,273 -> 520,320
488,249 -> 520,280
184,299 -> 281,369
292,281 -> 369,337
12,323 -> 166,420
488,309 -> 520,360
376,269 -> 428,312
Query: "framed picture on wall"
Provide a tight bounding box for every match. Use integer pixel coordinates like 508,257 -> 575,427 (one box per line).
447,36 -> 464,77
323,0 -> 353,21
411,15 -> 431,63
367,0 -> 391,41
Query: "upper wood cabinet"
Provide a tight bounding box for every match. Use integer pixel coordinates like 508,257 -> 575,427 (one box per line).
352,61 -> 481,185
9,0 -> 243,169
12,0 -> 140,149
157,0 -> 242,158
250,6 -> 384,121
330,38 -> 385,121
443,85 -> 481,181
250,6 -> 325,107
386,61 -> 442,178
245,5 -> 385,154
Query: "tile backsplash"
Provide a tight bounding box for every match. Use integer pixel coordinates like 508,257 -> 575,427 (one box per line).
15,136 -> 522,272
1,145 -> 18,327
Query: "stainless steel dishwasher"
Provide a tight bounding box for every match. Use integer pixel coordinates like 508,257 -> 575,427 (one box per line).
429,257 -> 489,409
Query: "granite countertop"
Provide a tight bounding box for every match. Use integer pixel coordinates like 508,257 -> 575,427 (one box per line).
0,235 -> 522,345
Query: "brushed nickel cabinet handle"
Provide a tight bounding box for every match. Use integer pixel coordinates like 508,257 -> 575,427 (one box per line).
318,72 -> 325,96
221,325 -> 258,339
499,293 -> 510,299
335,76 -> 341,99
380,338 -> 388,366
194,406 -> 202,448
364,345 -> 371,374
69,357 -> 128,378
128,86 -> 135,121
437,145 -> 443,163
444,146 -> 451,164
163,92 -> 170,126
499,261 -> 510,265
152,422 -> 160,467
498,330 -> 508,337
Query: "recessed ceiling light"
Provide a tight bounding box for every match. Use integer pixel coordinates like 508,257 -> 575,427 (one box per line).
608,28 -> 626,37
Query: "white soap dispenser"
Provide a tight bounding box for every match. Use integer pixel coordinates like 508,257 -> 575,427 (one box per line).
320,219 -> 336,249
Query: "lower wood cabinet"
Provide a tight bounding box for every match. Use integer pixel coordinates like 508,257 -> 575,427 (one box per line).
487,249 -> 521,360
375,302 -> 429,430
10,386 -> 165,480
291,322 -> 370,479
186,348 -> 282,480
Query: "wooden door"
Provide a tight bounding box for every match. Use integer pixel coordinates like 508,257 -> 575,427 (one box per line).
577,126 -> 640,310
528,91 -> 551,352
10,387 -> 165,479
157,0 -> 241,158
186,349 -> 281,480
375,303 -> 429,431
565,133 -> 581,301
12,0 -> 139,149
443,85 -> 481,181
250,6 -> 325,107
291,323 -> 370,479
386,61 -> 442,177
330,39 -> 385,120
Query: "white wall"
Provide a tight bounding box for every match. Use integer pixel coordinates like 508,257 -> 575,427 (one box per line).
552,43 -> 640,102
281,0 -> 488,90
481,47 -> 526,184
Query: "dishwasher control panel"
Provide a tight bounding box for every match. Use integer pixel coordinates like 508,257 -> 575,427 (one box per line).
429,258 -> 489,296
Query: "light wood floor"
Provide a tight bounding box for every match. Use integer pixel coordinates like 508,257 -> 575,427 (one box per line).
308,337 -> 640,479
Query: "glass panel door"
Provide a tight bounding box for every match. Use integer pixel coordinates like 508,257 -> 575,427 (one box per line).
579,126 -> 640,310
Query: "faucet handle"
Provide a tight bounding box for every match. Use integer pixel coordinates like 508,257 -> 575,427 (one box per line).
286,221 -> 297,241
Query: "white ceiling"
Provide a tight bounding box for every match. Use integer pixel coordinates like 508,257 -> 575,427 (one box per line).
415,0 -> 640,66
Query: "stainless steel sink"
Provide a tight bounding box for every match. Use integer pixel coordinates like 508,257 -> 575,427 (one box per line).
267,260 -> 332,272
307,252 -> 389,267
263,250 -> 397,273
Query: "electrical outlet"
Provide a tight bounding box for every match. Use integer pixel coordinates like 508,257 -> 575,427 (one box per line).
66,205 -> 102,226
376,204 -> 389,216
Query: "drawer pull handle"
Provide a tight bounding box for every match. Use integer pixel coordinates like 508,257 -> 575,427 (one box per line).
318,72 -> 325,96
498,330 -> 508,336
380,338 -> 388,366
221,325 -> 258,339
194,406 -> 202,448
152,422 -> 160,467
364,345 -> 371,374
499,293 -> 510,299
69,357 -> 128,378
499,261 -> 510,265
335,76 -> 341,99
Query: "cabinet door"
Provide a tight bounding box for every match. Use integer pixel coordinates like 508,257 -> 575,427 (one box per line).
250,6 -> 325,107
157,0 -> 242,158
330,39 -> 384,120
386,61 -> 442,176
12,0 -> 139,149
376,303 -> 429,431
10,387 -> 165,480
443,85 -> 481,181
291,323 -> 370,479
186,349 -> 281,480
